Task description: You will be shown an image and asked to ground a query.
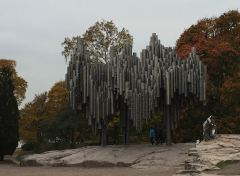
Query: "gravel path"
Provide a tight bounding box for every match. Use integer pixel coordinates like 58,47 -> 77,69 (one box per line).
0,162 -> 175,176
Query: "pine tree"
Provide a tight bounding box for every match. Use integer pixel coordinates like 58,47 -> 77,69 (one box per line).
0,67 -> 19,160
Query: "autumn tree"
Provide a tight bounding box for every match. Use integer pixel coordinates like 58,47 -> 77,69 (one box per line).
61,37 -> 78,61
20,92 -> 48,142
218,74 -> 240,133
0,66 -> 19,160
20,81 -> 92,151
176,12 -> 240,87
45,81 -> 69,118
42,107 -> 91,148
175,10 -> 240,141
0,59 -> 27,105
62,20 -> 133,63
20,81 -> 69,142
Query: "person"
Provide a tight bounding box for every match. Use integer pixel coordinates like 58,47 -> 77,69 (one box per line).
203,115 -> 216,141
154,126 -> 160,144
203,116 -> 211,140
149,127 -> 155,145
158,123 -> 164,144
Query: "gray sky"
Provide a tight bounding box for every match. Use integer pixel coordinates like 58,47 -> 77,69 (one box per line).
0,0 -> 239,107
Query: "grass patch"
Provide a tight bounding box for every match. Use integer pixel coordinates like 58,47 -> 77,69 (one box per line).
216,160 -> 239,169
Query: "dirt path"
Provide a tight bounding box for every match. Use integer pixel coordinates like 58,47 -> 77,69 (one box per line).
0,162 -> 176,176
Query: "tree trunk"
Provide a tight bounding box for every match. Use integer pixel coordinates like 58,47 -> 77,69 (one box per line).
71,128 -> 75,147
101,127 -> 107,146
101,120 -> 107,146
124,103 -> 129,145
166,105 -> 171,145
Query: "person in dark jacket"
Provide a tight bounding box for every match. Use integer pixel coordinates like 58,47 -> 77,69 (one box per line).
149,127 -> 155,145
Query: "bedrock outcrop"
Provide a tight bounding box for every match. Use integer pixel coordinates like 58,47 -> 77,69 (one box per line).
20,143 -> 193,170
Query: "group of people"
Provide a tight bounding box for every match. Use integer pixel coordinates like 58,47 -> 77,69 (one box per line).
149,127 -> 164,145
149,115 -> 216,145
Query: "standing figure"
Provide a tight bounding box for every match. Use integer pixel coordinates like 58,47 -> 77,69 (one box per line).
150,127 -> 155,145
203,115 -> 216,141
154,126 -> 160,144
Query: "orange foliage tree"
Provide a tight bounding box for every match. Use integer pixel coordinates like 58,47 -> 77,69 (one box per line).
175,10 -> 240,141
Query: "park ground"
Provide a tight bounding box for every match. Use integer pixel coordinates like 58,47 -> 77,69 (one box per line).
0,163 -> 173,176
1,135 -> 240,176
1,162 -> 240,176
0,143 -> 192,176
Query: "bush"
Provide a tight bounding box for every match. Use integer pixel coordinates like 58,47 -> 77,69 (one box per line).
21,141 -> 39,151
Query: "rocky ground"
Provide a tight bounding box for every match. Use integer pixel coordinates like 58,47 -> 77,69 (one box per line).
176,134 -> 240,175
1,135 -> 240,176
1,143 -> 193,176
20,143 -> 193,169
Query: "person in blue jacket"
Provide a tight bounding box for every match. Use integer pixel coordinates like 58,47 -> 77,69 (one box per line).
149,127 -> 155,145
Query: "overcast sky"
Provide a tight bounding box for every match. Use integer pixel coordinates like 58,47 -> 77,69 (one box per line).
0,0 -> 239,107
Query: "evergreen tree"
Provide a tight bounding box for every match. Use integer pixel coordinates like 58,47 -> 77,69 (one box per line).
0,67 -> 19,160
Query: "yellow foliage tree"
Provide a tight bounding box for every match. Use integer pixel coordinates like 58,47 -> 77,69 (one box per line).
46,81 -> 69,118
62,20 -> 133,63
20,92 -> 48,142
20,81 -> 69,142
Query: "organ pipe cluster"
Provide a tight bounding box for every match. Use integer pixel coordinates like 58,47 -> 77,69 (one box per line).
66,33 -> 207,133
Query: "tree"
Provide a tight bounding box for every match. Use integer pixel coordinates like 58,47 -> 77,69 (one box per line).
61,37 -> 78,61
176,12 -> 240,84
0,66 -> 19,160
20,92 -> 48,142
20,81 -> 69,142
62,20 -> 133,63
107,115 -> 120,144
42,107 -> 91,148
0,59 -> 28,105
175,10 -> 240,141
45,81 -> 69,118
217,75 -> 240,133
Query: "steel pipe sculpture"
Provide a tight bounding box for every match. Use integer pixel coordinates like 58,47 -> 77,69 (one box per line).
66,33 -> 207,145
